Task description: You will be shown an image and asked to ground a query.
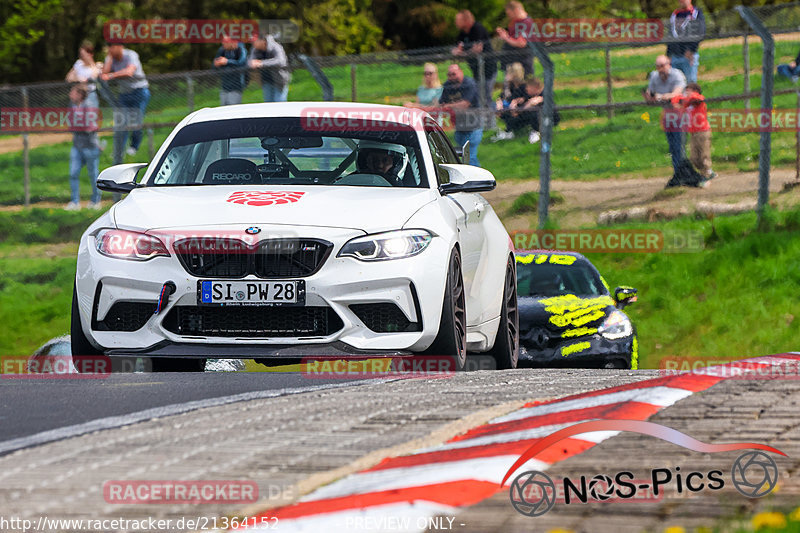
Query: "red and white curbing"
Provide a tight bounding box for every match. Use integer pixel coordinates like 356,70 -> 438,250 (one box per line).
234,354 -> 800,532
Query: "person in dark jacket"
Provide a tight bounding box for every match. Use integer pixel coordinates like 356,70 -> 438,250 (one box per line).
667,0 -> 705,83
249,33 -> 291,102
213,36 -> 248,106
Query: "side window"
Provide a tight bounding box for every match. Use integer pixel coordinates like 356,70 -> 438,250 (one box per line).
426,132 -> 449,185
425,121 -> 459,185
433,130 -> 459,164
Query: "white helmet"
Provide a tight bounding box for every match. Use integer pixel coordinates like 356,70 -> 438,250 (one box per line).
356,140 -> 409,182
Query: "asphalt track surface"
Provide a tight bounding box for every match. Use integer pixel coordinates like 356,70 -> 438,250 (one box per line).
0,372 -> 372,453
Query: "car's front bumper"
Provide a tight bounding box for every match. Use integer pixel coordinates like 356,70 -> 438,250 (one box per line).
519,333 -> 635,367
76,226 -> 450,357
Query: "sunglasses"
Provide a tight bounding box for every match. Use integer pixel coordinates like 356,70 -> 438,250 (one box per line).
656,63 -> 668,67
424,71 -> 436,75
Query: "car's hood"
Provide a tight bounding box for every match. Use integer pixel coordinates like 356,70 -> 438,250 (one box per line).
519,294 -> 616,333
112,185 -> 437,232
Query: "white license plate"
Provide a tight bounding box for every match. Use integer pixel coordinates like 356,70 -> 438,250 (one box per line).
199,280 -> 303,306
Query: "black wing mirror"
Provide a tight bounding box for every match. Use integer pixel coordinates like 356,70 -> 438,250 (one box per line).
614,286 -> 638,309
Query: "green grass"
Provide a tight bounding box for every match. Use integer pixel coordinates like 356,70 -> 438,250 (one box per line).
1,206 -> 799,362
0,243 -> 77,355
508,190 -> 564,215
588,206 -> 800,369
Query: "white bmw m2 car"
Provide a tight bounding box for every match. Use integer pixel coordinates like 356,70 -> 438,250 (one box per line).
72,103 -> 518,371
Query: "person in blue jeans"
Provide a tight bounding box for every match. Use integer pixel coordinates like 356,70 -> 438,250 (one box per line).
667,0 -> 705,83
66,85 -> 102,210
438,64 -> 483,166
102,43 -> 150,166
248,34 -> 291,102
777,49 -> 800,82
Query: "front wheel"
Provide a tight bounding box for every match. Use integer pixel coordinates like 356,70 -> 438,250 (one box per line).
425,248 -> 467,371
488,256 -> 519,369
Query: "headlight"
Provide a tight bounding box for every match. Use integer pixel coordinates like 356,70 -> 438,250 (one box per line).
95,229 -> 170,261
338,229 -> 432,261
597,310 -> 632,340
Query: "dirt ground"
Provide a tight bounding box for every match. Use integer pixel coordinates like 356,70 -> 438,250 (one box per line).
484,167 -> 800,228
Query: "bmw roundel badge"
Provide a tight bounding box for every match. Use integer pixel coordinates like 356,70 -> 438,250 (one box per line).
245,227 -> 261,235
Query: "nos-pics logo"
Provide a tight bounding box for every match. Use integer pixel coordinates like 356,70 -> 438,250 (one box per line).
503,420 -> 785,517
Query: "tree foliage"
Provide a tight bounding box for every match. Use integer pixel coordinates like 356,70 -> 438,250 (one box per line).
0,0 -> 794,84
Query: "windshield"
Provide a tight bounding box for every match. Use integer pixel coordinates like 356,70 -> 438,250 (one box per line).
516,256 -> 606,297
146,117 -> 428,188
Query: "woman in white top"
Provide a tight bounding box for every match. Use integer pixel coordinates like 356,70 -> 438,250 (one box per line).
66,41 -> 102,109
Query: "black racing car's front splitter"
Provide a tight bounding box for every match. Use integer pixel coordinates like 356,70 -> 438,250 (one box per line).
105,341 -> 412,359
519,334 -> 635,368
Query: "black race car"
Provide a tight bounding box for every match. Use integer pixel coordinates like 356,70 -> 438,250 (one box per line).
515,250 -> 639,369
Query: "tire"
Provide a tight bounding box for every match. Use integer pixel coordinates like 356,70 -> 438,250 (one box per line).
150,358 -> 207,372
425,248 -> 467,371
489,256 -> 519,370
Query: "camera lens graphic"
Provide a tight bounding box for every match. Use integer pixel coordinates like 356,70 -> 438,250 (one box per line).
731,451 -> 778,498
509,471 -> 556,517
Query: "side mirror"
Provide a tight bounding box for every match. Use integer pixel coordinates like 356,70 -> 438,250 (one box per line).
96,163 -> 148,193
438,163 -> 496,194
460,140 -> 470,165
614,286 -> 638,309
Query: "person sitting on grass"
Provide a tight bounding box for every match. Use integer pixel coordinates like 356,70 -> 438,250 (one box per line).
777,48 -> 800,82
499,76 -> 560,144
492,62 -> 527,141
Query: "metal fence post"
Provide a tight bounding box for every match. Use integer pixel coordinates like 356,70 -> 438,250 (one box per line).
350,64 -> 357,102
743,33 -> 750,110
736,6 -> 773,226
528,43 -> 554,229
299,54 -> 334,101
21,87 -> 30,208
147,128 -> 155,160
186,74 -> 195,112
604,46 -> 614,119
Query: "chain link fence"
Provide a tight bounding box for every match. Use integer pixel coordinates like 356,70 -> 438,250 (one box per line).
2,3 -> 800,221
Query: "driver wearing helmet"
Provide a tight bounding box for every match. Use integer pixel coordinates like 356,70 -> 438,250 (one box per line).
355,140 -> 408,184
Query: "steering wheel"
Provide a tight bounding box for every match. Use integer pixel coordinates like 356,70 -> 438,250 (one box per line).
333,173 -> 394,187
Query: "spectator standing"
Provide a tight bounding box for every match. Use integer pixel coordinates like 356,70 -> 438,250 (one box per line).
437,64 -> 483,166
66,85 -> 102,211
66,41 -> 102,109
101,42 -> 150,163
492,62 -> 527,141
672,82 -> 715,185
667,0 -> 705,83
249,33 -> 291,102
214,36 -> 248,106
777,48 -> 800,82
496,1 -> 535,77
453,10 -> 497,113
404,63 -> 443,107
643,55 -> 688,180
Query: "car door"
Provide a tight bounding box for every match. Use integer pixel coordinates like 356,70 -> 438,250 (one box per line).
426,122 -> 487,326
